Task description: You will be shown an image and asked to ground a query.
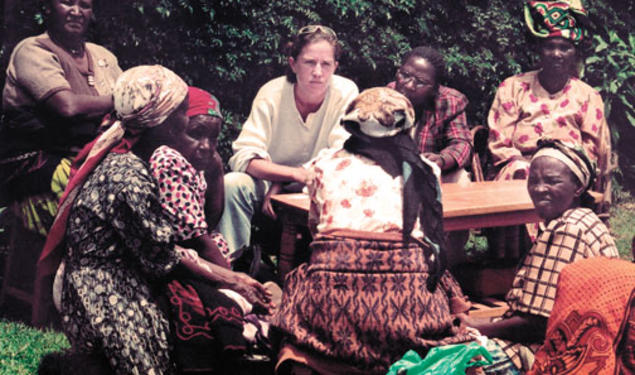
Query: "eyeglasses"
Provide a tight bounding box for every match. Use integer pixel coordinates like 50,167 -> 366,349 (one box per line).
298,25 -> 337,39
396,69 -> 434,89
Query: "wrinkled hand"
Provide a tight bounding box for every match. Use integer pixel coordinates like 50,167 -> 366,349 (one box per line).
423,152 -> 444,169
229,272 -> 274,312
175,244 -> 200,261
262,182 -> 283,219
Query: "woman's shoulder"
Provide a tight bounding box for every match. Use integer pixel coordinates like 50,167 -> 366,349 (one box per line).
9,33 -> 53,59
255,76 -> 288,97
550,207 -> 607,234
498,70 -> 538,88
437,85 -> 468,105
329,75 -> 359,97
85,42 -> 119,61
100,152 -> 155,184
568,76 -> 600,96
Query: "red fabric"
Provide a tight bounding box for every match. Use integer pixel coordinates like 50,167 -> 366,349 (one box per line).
186,86 -> 222,119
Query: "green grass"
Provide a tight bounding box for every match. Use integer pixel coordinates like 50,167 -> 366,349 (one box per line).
0,320 -> 69,375
609,192 -> 635,260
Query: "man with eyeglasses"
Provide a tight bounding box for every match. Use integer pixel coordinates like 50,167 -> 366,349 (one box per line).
388,46 -> 472,184
388,46 -> 473,266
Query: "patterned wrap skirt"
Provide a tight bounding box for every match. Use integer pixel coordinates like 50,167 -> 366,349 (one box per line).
272,232 -> 473,374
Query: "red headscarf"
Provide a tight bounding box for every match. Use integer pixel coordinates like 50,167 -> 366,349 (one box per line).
186,86 -> 223,119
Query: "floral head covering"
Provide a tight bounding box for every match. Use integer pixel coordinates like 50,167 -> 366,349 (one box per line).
524,0 -> 588,43
114,65 -> 188,130
532,139 -> 596,192
342,87 -> 445,291
186,86 -> 223,119
341,87 -> 415,137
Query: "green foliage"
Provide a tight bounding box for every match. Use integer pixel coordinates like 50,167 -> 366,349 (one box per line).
583,27 -> 635,190
1,0 -> 632,189
0,320 -> 69,375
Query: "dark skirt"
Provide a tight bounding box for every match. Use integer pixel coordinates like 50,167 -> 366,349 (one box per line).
165,277 -> 247,373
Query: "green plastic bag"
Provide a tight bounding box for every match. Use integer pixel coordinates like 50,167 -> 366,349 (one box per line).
386,341 -> 493,375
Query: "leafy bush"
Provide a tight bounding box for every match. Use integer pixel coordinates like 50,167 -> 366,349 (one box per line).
1,0 -> 632,188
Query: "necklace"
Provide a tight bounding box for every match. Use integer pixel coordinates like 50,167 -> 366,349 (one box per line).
68,46 -> 84,57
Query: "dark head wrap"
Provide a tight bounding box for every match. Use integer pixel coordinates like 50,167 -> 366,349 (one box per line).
524,0 -> 589,43
341,87 -> 445,291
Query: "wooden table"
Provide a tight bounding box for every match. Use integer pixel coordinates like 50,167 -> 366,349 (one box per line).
271,180 -> 540,278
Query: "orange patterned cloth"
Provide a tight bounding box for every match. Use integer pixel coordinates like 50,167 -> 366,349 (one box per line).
529,257 -> 635,374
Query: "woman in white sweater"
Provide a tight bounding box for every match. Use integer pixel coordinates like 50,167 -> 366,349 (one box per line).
218,25 -> 358,260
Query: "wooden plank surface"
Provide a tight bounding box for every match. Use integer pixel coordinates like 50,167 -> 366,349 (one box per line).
271,180 -> 541,231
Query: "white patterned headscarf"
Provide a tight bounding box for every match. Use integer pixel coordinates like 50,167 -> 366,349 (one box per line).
114,65 -> 188,130
341,87 -> 415,137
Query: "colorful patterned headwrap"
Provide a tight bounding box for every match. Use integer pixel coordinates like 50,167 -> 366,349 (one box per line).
114,65 -> 188,130
186,86 -> 223,119
532,139 -> 596,191
341,87 -> 415,137
524,0 -> 588,43
342,87 -> 445,291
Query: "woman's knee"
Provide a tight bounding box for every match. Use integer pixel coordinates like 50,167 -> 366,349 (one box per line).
224,172 -> 266,204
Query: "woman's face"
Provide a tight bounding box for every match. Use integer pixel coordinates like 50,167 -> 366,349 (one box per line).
394,56 -> 436,108
539,37 -> 577,76
289,39 -> 338,98
48,0 -> 94,38
171,114 -> 222,171
528,156 -> 583,222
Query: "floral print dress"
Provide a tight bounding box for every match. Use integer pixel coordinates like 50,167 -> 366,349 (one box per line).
61,152 -> 181,375
487,70 -> 610,181
307,148 -> 426,238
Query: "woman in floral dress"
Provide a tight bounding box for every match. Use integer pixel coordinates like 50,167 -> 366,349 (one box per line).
272,88 -> 473,374
485,0 -> 612,258
488,0 -> 610,183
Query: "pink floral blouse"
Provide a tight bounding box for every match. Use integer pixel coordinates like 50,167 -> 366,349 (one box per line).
487,70 -> 610,174
306,148 -> 427,238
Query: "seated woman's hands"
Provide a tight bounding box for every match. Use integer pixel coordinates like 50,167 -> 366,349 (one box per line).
226,272 -> 274,312
176,245 -> 274,312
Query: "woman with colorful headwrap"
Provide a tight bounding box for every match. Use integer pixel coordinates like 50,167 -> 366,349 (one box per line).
488,0 -> 610,183
462,139 -> 619,374
272,87 -> 474,374
35,66 -> 270,374
528,257 -> 635,374
484,0 -> 612,259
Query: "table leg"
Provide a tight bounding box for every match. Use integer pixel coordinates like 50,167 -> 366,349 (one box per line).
278,223 -> 298,281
